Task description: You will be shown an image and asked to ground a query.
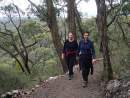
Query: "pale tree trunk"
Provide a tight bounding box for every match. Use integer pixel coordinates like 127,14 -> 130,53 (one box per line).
75,8 -> 84,36
46,0 -> 68,73
95,0 -> 113,81
67,0 -> 77,39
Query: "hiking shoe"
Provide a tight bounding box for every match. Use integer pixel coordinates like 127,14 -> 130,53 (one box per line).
68,76 -> 72,80
90,67 -> 94,75
91,70 -> 93,75
68,75 -> 73,80
82,81 -> 88,88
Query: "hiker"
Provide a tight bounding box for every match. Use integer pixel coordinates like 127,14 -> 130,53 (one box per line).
78,31 -> 96,87
62,32 -> 78,80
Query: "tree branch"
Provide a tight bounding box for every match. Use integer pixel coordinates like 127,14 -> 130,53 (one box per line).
117,21 -> 130,48
0,21 -> 21,54
108,37 -> 120,46
0,44 -> 25,72
75,7 -> 84,35
13,4 -> 22,29
28,0 -> 42,14
107,2 -> 125,27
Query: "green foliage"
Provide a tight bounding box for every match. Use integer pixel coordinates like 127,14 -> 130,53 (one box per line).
21,20 -> 44,38
0,17 -> 62,93
0,66 -> 30,94
44,59 -> 62,76
45,59 -> 57,66
30,59 -> 62,81
82,18 -> 99,42
122,0 -> 130,15
108,16 -> 130,78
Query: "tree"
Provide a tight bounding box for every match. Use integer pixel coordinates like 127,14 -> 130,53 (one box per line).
45,0 -> 67,72
95,0 -> 113,81
95,0 -> 130,80
28,0 -> 68,72
67,0 -> 77,38
0,4 -> 41,74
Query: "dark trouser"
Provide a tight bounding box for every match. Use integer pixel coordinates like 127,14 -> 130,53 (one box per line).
91,64 -> 94,74
79,54 -> 92,81
65,56 -> 76,76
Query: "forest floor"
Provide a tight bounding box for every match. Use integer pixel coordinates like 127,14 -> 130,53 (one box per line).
22,63 -> 104,98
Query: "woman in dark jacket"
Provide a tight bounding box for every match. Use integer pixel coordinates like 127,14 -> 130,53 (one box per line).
62,32 -> 78,80
79,31 -> 96,87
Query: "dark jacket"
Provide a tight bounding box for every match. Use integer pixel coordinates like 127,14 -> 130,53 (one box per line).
63,40 -> 78,57
79,39 -> 96,59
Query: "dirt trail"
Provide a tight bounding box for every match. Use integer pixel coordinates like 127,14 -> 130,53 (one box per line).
23,63 -> 103,98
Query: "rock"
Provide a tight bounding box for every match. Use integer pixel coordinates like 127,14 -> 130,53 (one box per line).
7,92 -> 12,95
5,92 -> 12,98
105,79 -> 130,98
13,94 -> 19,98
59,75 -> 65,77
12,90 -> 19,94
122,95 -> 126,98
26,91 -> 31,95
122,84 -> 128,88
35,85 -> 40,88
127,81 -> 130,86
48,76 -> 58,81
1,94 -> 6,98
46,80 -> 49,82
127,91 -> 130,96
31,88 -> 35,92
106,80 -> 120,92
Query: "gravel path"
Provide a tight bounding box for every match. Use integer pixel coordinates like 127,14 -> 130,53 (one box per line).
23,63 -> 103,98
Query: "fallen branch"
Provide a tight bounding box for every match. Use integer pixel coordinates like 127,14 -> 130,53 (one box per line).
95,58 -> 104,62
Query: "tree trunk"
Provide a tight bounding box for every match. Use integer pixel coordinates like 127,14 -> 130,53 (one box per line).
95,0 -> 113,81
24,53 -> 31,74
46,0 -> 68,73
75,8 -> 84,36
67,0 -> 77,39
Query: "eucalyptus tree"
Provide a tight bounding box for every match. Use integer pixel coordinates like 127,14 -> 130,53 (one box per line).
95,0 -> 113,80
0,4 -> 43,74
28,0 -> 68,72
95,0 -> 130,80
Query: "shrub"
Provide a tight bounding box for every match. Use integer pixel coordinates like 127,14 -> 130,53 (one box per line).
0,66 -> 30,94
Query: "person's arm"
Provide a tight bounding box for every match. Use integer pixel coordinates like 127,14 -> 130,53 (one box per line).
75,41 -> 79,56
91,41 -> 96,64
78,40 -> 81,70
78,40 -> 81,55
91,41 -> 96,59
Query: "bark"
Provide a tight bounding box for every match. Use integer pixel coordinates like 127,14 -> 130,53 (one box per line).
75,8 -> 84,36
67,0 -> 77,39
95,0 -> 113,81
46,0 -> 68,73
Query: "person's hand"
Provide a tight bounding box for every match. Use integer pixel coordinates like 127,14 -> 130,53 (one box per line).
61,53 -> 64,60
92,59 -> 96,65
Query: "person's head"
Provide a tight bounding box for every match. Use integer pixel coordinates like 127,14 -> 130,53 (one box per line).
68,32 -> 74,42
83,31 -> 90,40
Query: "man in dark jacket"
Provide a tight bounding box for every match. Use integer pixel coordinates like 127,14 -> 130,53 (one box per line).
62,32 -> 78,80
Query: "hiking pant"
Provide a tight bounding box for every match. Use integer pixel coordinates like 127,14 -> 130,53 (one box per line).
65,56 -> 76,76
91,64 -> 94,74
79,54 -> 92,81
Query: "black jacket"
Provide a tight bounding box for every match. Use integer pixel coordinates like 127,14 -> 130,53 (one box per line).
63,40 -> 78,57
